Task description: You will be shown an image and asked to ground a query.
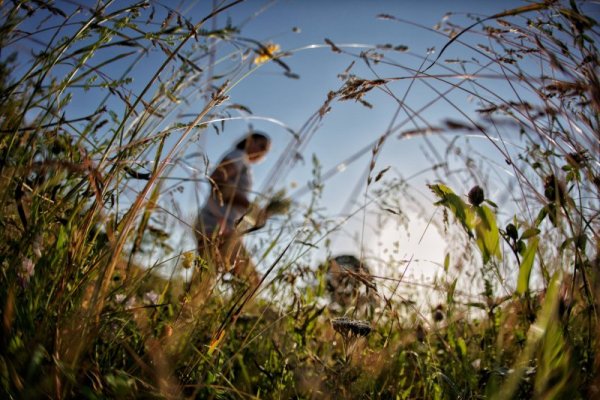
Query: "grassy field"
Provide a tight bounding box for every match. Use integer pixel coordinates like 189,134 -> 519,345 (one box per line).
0,1 -> 598,398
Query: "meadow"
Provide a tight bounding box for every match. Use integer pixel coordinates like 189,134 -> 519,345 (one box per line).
0,1 -> 598,398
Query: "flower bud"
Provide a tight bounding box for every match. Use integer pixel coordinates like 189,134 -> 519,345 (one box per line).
468,185 -> 485,206
506,223 -> 518,240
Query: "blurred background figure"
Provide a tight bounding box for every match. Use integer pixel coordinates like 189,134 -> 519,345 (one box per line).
323,254 -> 379,318
195,132 -> 271,287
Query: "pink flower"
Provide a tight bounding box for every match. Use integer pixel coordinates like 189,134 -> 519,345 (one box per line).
18,258 -> 35,287
143,291 -> 159,305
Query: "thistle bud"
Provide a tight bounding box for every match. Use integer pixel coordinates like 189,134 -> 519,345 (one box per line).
468,185 -> 485,206
433,305 -> 444,322
544,175 -> 564,203
506,223 -> 518,240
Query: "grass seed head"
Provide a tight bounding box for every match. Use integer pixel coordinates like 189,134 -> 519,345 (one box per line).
331,317 -> 372,338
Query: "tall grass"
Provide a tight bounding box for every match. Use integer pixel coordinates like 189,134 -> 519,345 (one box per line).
1,1 -> 598,399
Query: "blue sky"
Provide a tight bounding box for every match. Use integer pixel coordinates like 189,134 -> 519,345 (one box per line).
190,0 -> 528,265
7,0 -> 580,294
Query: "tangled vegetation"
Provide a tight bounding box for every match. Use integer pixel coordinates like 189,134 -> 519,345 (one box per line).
0,1 -> 598,398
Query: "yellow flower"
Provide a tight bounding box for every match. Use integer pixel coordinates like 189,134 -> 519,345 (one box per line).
181,251 -> 195,269
254,43 -> 280,65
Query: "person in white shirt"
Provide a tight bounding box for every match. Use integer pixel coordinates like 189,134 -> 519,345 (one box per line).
195,132 -> 271,287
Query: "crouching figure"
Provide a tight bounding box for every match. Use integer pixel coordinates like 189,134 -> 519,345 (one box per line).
194,132 -> 271,288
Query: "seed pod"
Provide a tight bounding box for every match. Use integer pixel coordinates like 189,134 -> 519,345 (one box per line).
433,305 -> 444,322
566,151 -> 587,167
468,185 -> 485,206
506,223 -> 518,240
331,317 -> 372,337
544,175 -> 564,202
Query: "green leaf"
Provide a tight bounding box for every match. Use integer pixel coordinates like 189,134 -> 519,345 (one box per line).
429,184 -> 474,233
533,274 -> 571,397
520,228 -> 540,240
474,205 -> 502,263
484,199 -> 498,208
443,253 -> 450,272
516,237 -> 539,295
494,272 -> 563,400
457,337 -> 467,358
535,205 -> 548,226
447,278 -> 457,305
56,226 -> 68,250
26,344 -> 47,382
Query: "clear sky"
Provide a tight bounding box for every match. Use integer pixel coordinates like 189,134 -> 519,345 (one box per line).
182,0 -> 529,282
9,0 -> 590,301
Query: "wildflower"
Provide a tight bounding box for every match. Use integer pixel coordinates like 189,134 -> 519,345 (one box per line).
181,251 -> 195,269
254,43 -> 280,65
116,294 -> 136,309
18,257 -> 35,287
331,317 -> 372,338
143,290 -> 159,305
468,185 -> 484,206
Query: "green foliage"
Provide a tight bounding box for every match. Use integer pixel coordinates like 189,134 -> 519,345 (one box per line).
517,237 -> 539,295
430,184 -> 502,264
0,1 -> 598,399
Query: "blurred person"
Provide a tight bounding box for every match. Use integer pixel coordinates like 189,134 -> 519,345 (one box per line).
194,132 -> 271,287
